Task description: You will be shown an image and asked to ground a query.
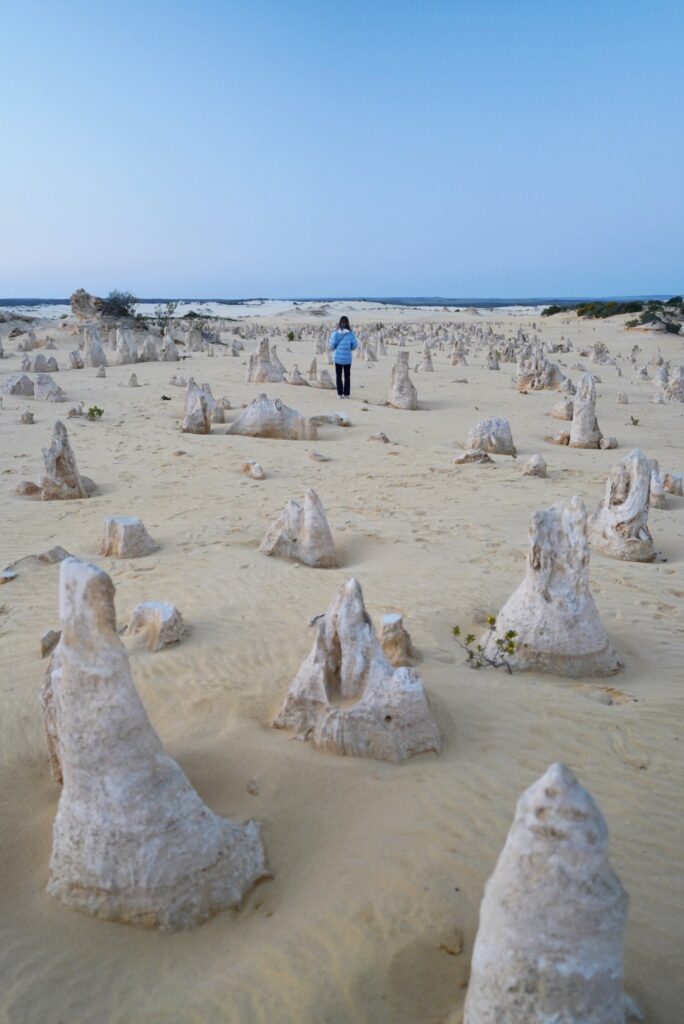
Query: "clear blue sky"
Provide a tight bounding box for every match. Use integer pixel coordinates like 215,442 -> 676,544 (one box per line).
2,0 -> 682,298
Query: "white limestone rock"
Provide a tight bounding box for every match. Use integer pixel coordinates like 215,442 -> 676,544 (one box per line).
247,338 -> 284,383
44,558 -> 268,929
34,373 -> 65,402
589,449 -> 655,562
274,578 -> 441,763
649,460 -> 666,509
569,372 -> 602,448
20,409 -> 35,424
287,364 -> 309,385
82,327 -> 108,368
182,379 -> 212,434
517,344 -> 568,391
483,496 -> 622,677
389,350 -> 418,409
464,763 -> 628,1024
241,460 -> 265,480
466,416 -> 516,457
40,421 -> 91,500
415,346 -> 434,372
551,397 -> 574,420
1,373 -> 34,396
380,613 -> 415,667
100,516 -> 159,559
115,328 -> 137,365
227,394 -> 317,440
126,600 -> 185,651
260,489 -> 337,567
138,336 -> 159,362
523,454 -> 547,478
160,334 -> 180,361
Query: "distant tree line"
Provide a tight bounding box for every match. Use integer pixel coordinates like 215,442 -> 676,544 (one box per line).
542,296 -> 682,333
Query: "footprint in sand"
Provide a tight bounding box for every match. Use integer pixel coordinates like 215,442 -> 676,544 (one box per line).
606,725 -> 652,771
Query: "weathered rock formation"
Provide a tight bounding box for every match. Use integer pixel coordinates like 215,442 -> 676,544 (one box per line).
287,364 -> 308,385
182,380 -> 212,434
1,373 -> 34,396
517,344 -> 569,391
483,496 -> 622,676
569,373 -> 603,448
126,601 -> 185,651
588,449 -> 655,562
523,454 -> 547,478
82,326 -> 108,368
466,417 -> 516,456
380,613 -> 414,667
70,289 -> 103,321
389,350 -> 418,409
260,489 -> 337,567
100,516 -> 159,558
464,763 -> 629,1024
227,394 -> 317,440
274,578 -> 441,762
43,558 -> 267,929
40,421 -> 91,500
247,338 -> 284,383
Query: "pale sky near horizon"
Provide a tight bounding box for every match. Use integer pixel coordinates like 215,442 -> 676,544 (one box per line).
2,0 -> 682,298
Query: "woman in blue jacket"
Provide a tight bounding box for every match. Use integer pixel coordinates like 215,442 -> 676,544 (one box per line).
328,315 -> 358,398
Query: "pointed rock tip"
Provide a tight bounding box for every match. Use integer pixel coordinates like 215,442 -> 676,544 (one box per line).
515,762 -> 608,850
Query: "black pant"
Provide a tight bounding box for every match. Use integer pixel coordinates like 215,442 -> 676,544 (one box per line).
335,363 -> 351,396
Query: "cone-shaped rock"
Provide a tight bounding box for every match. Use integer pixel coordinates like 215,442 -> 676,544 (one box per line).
260,488 -> 337,567
464,763 -> 628,1024
227,394 -> 317,440
41,421 -> 90,500
274,578 -> 440,762
45,559 -> 268,929
483,496 -> 622,676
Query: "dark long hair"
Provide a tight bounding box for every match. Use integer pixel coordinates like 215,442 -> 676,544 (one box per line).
338,315 -> 351,331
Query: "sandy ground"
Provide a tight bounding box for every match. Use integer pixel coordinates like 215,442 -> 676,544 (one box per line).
1,306 -> 682,1023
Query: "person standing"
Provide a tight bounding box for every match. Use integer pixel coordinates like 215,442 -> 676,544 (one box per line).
328,315 -> 358,398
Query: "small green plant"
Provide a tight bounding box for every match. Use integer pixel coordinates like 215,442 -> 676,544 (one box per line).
630,415 -> 639,426
154,300 -> 178,333
287,330 -> 295,342
87,405 -> 104,420
453,616 -> 517,674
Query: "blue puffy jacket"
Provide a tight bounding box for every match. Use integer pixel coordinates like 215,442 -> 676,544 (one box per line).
329,328 -> 358,365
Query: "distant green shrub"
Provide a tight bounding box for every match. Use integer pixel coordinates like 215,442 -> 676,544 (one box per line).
101,290 -> 137,318
576,301 -> 643,319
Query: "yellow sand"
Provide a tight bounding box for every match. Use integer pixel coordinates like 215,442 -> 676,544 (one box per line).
1,307 -> 682,1023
